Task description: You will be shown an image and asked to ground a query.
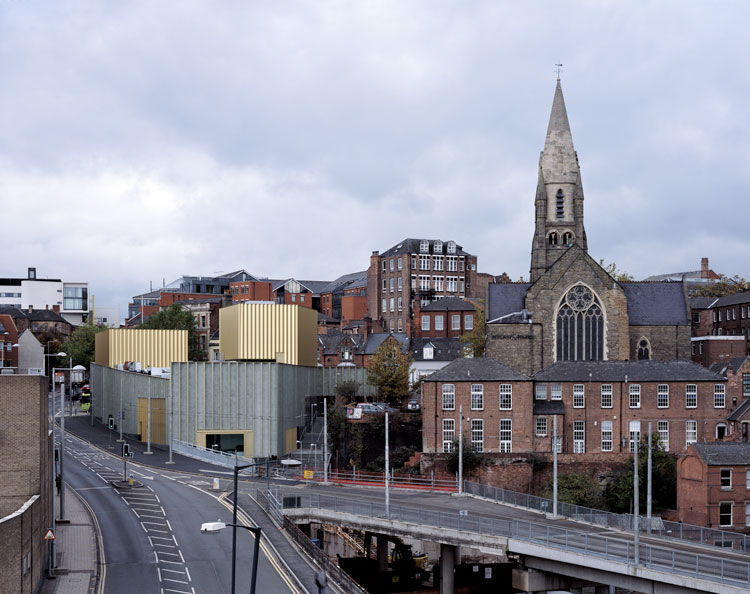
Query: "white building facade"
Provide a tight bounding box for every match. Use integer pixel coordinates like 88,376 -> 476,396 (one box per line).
0,268 -> 89,325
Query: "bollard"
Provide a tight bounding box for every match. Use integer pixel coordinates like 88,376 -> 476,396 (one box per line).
213,478 -> 220,490
128,477 -> 134,486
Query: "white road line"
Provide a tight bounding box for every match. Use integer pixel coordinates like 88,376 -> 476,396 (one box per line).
150,536 -> 174,542
131,508 -> 141,519
141,521 -> 167,527
163,588 -> 192,593
157,551 -> 181,558
157,567 -> 162,583
74,486 -> 111,491
146,528 -> 170,534
163,578 -> 189,584
157,558 -> 184,565
184,567 -> 191,582
166,520 -> 173,531
140,523 -> 148,534
161,568 -> 187,576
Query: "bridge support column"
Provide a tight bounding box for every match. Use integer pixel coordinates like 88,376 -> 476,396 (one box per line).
377,536 -> 389,573
440,543 -> 456,594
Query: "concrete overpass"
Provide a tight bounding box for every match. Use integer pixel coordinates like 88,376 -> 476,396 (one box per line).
278,492 -> 750,594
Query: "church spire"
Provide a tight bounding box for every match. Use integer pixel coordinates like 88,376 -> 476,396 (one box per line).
530,78 -> 588,283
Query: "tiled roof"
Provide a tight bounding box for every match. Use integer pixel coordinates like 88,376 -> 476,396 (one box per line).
689,296 -> 717,310
728,399 -> 750,422
380,238 -> 472,258
487,283 -> 531,322
712,291 -> 750,307
320,271 -> 368,295
620,282 -> 689,325
363,333 -> 409,355
533,360 -> 724,382
409,337 -> 464,362
317,312 -> 338,324
423,357 -> 530,382
421,297 -> 475,312
693,442 -> 750,466
173,297 -> 223,305
318,331 -> 365,356
0,306 -> 71,324
709,357 -> 750,377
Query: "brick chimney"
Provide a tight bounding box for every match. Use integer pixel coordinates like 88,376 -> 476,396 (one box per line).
701,257 -> 709,279
52,305 -> 60,314
28,305 -> 33,313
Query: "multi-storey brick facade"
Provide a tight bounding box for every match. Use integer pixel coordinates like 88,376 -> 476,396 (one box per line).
678,442 -> 750,531
423,359 -> 730,460
691,336 -> 746,368
412,297 -> 477,339
367,238 -> 479,337
692,291 -> 750,359
0,375 -> 52,594
229,280 -> 273,303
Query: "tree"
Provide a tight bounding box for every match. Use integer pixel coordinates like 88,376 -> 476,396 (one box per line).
605,433 -> 676,513
62,321 -> 108,368
692,274 -> 748,298
445,436 -> 482,475
335,380 -> 359,403
460,300 -> 486,357
542,472 -> 602,508
366,341 -> 411,405
599,259 -> 635,282
142,304 -> 202,360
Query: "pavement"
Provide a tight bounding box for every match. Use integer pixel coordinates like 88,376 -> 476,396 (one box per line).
49,409 -> 319,594
38,483 -> 98,594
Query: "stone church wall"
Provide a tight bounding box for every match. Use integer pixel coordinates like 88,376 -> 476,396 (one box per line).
631,326 -> 692,361
485,323 -> 541,376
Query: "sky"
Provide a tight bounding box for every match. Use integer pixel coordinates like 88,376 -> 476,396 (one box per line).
1,1 -> 749,321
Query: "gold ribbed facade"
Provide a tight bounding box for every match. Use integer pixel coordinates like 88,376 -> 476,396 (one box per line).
219,303 -> 317,367
95,329 -> 188,368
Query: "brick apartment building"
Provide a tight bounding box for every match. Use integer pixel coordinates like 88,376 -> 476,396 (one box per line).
422,359 -> 731,459
174,297 -> 222,357
0,306 -> 74,355
319,271 -> 368,327
678,442 -> 750,531
412,297 -> 477,339
366,238 -> 480,336
229,280 -> 274,303
0,375 -> 52,593
692,291 -> 750,357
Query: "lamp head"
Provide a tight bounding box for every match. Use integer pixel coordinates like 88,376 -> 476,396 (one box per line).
200,521 -> 226,534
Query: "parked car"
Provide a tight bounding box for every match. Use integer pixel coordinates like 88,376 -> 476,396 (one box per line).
373,402 -> 398,414
407,399 -> 420,411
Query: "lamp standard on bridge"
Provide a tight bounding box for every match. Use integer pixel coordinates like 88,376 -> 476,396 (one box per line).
385,411 -> 390,519
200,518 -> 261,594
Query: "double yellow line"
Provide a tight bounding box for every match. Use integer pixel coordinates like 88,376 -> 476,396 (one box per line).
217,492 -> 300,594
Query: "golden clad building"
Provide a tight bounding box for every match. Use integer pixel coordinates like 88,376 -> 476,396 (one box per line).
95,328 -> 188,369
219,303 -> 318,366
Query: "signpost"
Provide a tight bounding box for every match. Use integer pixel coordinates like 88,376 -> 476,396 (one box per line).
44,529 -> 55,577
122,443 -> 133,482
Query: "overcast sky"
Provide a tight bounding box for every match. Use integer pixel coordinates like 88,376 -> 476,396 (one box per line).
2,1 -> 748,320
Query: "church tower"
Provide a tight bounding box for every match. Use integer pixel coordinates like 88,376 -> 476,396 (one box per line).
530,79 -> 588,283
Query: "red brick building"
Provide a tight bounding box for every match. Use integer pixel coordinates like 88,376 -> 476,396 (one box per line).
422,359 -> 730,459
678,442 -> 750,531
412,297 -> 477,339
0,314 -> 19,369
691,336 -> 746,368
367,238 -> 480,336
318,331 -> 407,368
229,280 -> 273,303
691,291 -> 750,363
422,358 -> 532,454
319,271 -> 368,327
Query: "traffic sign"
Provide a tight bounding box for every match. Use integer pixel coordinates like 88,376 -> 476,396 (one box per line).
43,529 -> 56,541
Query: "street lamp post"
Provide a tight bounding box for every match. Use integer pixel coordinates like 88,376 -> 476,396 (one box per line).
458,404 -> 463,495
311,444 -> 317,474
385,412 -> 390,519
201,519 -> 261,594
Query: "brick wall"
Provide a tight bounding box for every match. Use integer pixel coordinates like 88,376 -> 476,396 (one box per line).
691,337 -> 746,368
0,375 -> 52,594
485,324 -> 541,376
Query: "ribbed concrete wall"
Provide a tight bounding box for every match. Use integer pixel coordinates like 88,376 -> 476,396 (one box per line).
90,364 -> 169,439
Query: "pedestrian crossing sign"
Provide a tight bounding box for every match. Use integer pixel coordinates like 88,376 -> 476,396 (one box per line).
43,529 -> 55,541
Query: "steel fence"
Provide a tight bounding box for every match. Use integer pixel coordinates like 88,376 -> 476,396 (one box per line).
292,468 -> 457,492
463,480 -> 750,552
281,493 -> 750,588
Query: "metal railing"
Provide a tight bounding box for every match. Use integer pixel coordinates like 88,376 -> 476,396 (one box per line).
464,480 -> 750,552
172,439 -> 258,469
259,489 -> 367,593
280,493 -> 750,588
292,468 -> 457,492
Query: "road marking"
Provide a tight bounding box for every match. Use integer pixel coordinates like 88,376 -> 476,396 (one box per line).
75,486 -> 111,491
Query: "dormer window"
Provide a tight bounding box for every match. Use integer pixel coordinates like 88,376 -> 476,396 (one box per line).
420,240 -> 429,253
423,344 -> 434,360
434,240 -> 443,253
447,241 -> 456,254
556,189 -> 564,219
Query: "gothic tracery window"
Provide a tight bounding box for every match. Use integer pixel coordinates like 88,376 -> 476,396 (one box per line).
637,338 -> 651,360
556,285 -> 604,361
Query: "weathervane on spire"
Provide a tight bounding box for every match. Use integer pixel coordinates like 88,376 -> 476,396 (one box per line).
555,63 -> 563,79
